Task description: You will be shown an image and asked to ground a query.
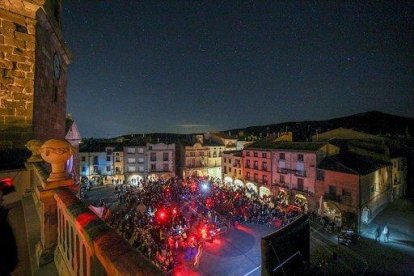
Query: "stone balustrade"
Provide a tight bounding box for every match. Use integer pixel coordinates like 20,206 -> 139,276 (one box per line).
54,189 -> 162,276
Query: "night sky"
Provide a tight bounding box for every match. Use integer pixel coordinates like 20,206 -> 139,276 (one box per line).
62,1 -> 414,138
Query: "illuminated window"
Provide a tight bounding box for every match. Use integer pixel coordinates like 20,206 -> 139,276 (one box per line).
253,152 -> 258,157
150,152 -> 156,161
126,148 -> 135,154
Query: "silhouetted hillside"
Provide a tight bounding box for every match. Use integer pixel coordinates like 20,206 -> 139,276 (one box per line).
225,111 -> 414,141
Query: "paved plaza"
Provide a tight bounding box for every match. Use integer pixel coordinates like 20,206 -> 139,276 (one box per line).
83,185 -> 414,275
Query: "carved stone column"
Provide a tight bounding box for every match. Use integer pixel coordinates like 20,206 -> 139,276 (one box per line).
34,139 -> 75,267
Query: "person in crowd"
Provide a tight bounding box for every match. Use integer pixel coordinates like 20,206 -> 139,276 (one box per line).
383,224 -> 390,242
105,177 -> 302,272
375,225 -> 381,242
0,179 -> 18,276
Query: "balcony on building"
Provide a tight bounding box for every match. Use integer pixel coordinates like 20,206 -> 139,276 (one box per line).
273,182 -> 289,189
295,170 -> 306,177
278,167 -> 288,174
325,192 -> 341,202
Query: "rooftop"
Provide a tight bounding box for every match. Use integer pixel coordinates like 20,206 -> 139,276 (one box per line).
246,141 -> 328,152
222,150 -> 243,156
203,139 -> 224,147
211,132 -> 238,139
319,153 -> 392,175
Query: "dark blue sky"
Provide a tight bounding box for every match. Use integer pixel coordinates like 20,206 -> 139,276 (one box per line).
62,1 -> 414,138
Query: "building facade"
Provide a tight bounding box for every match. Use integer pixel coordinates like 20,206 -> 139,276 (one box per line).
147,143 -> 176,180
243,147 -> 273,198
391,156 -> 407,199
222,150 -> 244,188
79,146 -> 112,182
271,142 -> 340,211
123,144 -> 147,184
316,154 -> 393,231
113,145 -> 124,182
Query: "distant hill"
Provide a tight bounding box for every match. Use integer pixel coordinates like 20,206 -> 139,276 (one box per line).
224,111 -> 414,141
92,111 -> 414,143
113,133 -> 188,144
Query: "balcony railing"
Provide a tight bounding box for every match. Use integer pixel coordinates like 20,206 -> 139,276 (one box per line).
273,182 -> 289,189
324,193 -> 341,202
277,168 -> 287,174
55,189 -> 162,276
295,170 -> 306,177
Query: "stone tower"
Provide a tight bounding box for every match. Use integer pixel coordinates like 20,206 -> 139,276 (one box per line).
0,0 -> 71,149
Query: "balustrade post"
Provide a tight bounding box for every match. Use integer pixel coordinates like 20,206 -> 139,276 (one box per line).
30,139 -> 76,267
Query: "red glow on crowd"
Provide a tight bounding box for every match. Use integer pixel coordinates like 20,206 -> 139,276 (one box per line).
205,198 -> 213,209
0,177 -> 13,187
172,207 -> 178,215
77,212 -> 97,227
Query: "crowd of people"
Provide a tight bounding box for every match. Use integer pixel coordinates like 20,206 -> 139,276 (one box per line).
105,177 -> 302,272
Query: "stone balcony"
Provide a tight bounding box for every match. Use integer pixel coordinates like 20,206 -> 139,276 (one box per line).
3,139 -> 163,276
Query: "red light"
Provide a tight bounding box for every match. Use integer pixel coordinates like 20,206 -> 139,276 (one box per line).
0,178 -> 13,186
155,208 -> 170,224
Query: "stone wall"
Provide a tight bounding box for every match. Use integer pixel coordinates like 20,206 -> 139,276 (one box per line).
0,5 -> 37,148
32,11 -> 68,142
0,0 -> 70,148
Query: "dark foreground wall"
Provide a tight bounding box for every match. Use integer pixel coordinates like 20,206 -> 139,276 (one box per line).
261,215 -> 310,276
